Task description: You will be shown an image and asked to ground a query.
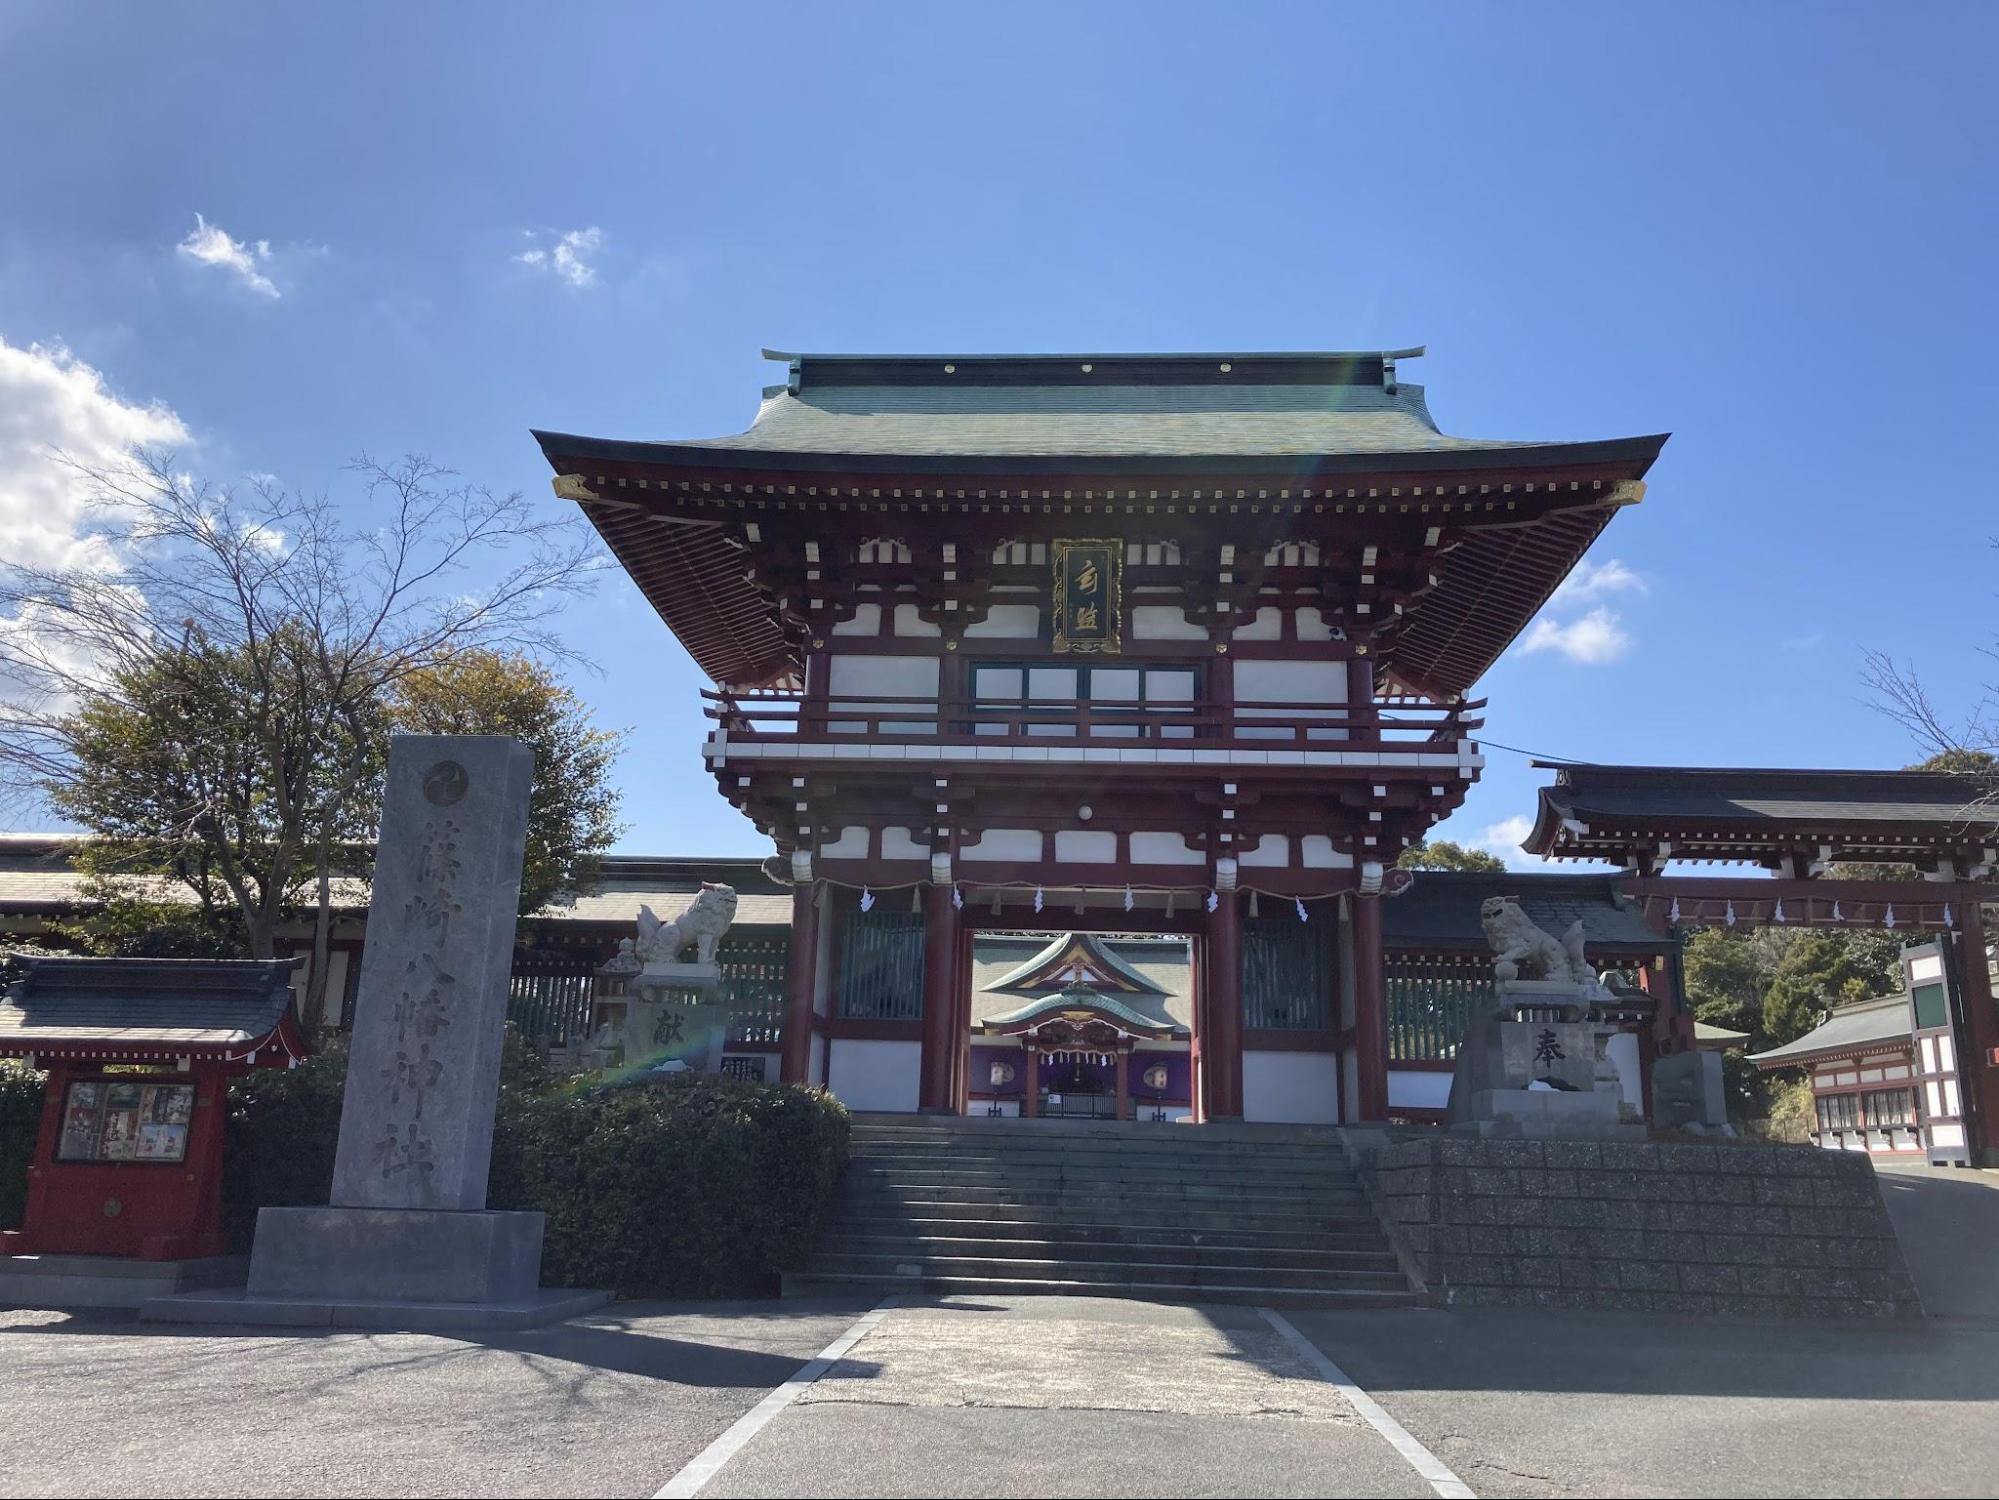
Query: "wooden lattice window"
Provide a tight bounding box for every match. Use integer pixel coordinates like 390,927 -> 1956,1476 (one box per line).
1242,917 -> 1330,1031
837,908 -> 926,1021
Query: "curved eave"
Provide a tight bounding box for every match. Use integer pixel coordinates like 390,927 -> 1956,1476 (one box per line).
1522,787 -> 1573,857
539,428 -> 1666,696
534,429 -> 1669,479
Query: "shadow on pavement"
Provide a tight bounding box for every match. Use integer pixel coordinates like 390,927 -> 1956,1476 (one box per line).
0,1296 -> 885,1391
1273,1304 -> 1999,1403
1872,1166 -> 1999,1321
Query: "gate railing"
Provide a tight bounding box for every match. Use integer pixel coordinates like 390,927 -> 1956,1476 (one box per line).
1385,956 -> 1491,1062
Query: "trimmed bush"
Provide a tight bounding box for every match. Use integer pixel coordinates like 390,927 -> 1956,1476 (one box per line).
493,1074 -> 851,1297
220,1026 -> 848,1296
0,1060 -> 45,1231
5,1018 -> 850,1295
223,1039 -> 350,1250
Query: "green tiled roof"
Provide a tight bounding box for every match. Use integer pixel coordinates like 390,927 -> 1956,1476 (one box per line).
982,985 -> 1177,1036
983,931 -> 1165,994
537,349 -> 1665,465
1749,994 -> 1912,1066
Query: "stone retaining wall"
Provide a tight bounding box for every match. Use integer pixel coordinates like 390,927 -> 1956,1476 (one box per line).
1373,1138 -> 1920,1317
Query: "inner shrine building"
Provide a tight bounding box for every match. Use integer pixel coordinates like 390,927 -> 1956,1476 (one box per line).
535,347 -> 1669,1123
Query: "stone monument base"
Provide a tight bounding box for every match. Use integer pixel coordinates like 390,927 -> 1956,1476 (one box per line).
136,1206 -> 609,1331
1458,1088 -> 1645,1140
247,1206 -> 548,1303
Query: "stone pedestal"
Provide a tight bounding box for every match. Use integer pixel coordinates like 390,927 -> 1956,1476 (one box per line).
1449,979 -> 1641,1136
1463,1087 -> 1641,1139
245,1207 -> 544,1304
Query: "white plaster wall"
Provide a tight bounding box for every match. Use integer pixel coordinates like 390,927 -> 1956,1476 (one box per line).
892,603 -> 942,637
961,829 -> 1042,862
1606,1031 -> 1643,1112
831,602 -> 882,636
316,949 -> 350,1029
820,825 -> 869,858
1244,1050 -> 1340,1123
828,1039 -> 923,1112
880,826 -> 929,860
828,655 -> 938,699
1234,660 -> 1347,702
1132,604 -> 1206,640
827,654 -> 939,734
1055,830 -> 1116,863
1295,607 -> 1336,642
1130,831 -> 1205,865
1231,607 -> 1284,641
1234,660 -> 1348,742
1299,836 -> 1352,869
964,603 -> 1040,638
1387,1069 -> 1452,1111
1240,834 -> 1290,868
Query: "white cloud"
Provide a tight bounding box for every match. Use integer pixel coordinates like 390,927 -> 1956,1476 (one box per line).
0,339 -> 191,719
1779,631 -> 1824,652
1477,815 -> 1542,868
1519,606 -> 1631,664
0,338 -> 189,575
1549,557 -> 1645,608
177,214 -> 280,298
516,226 -> 604,287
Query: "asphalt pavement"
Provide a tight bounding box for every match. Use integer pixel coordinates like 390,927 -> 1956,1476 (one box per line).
7,1198 -> 1999,1500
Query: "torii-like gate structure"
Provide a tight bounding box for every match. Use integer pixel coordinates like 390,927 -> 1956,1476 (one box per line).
1523,763 -> 1999,1162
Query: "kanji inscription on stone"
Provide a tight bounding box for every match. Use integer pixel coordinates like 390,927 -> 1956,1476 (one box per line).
329,735 -> 535,1212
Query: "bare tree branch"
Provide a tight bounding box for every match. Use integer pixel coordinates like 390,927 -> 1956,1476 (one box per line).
0,449 -> 611,1003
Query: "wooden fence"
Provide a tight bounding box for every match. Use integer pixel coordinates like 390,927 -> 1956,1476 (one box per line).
505,935 -> 794,1048
1385,956 -> 1491,1062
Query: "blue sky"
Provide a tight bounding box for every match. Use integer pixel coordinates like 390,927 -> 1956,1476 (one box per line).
1,4 -> 1993,861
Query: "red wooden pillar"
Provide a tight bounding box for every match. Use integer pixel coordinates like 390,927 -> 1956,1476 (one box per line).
1351,893 -> 1389,1121
952,918 -> 974,1114
1205,889 -> 1244,1119
1023,1048 -> 1040,1117
918,883 -> 960,1112
1346,656 -> 1377,742
779,881 -> 819,1085
1957,904 -> 1999,1163
1187,930 -> 1205,1124
1114,1049 -> 1130,1122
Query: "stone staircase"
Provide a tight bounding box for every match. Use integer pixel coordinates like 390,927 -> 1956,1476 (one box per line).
784,1114 -> 1417,1308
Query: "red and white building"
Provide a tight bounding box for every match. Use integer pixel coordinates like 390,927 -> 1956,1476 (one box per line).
533,347 -> 1669,1123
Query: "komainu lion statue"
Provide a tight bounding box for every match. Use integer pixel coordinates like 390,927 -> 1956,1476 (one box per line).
636,883 -> 738,966
1479,895 -> 1594,986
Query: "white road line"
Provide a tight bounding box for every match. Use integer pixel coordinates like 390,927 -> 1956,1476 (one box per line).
1259,1308 -> 1476,1500
654,1301 -> 897,1499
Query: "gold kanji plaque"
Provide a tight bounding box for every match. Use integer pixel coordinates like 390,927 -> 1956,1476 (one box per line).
1051,538 -> 1121,654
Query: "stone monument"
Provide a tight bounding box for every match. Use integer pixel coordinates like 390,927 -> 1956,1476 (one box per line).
1446,896 -> 1642,1138
150,735 -> 609,1329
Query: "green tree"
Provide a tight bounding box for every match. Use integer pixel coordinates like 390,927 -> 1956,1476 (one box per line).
1682,926 -> 1765,1037
0,453 -> 606,1019
1761,928 -> 1902,1047
386,650 -> 627,914
1398,839 -> 1506,873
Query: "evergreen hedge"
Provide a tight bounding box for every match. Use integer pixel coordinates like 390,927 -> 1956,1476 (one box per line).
3,1033 -> 850,1298
0,1060 -> 44,1231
